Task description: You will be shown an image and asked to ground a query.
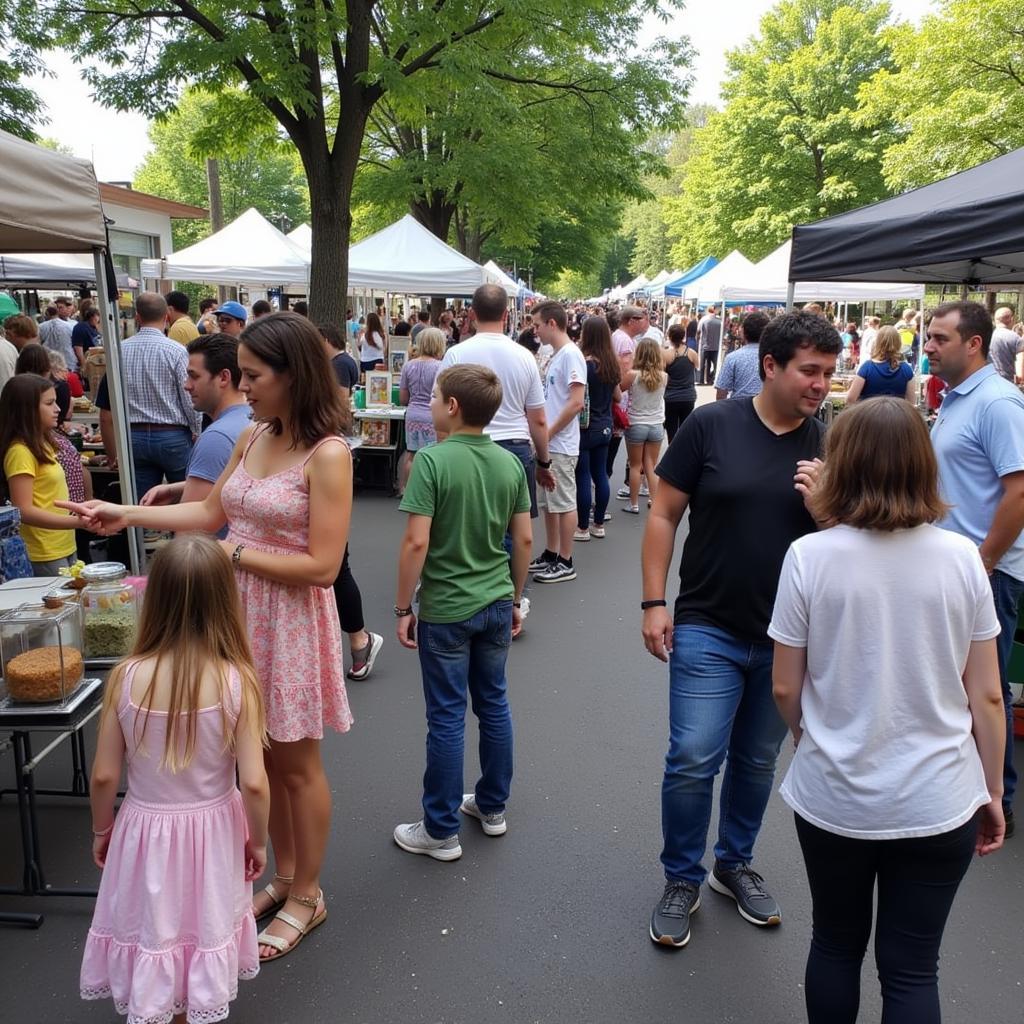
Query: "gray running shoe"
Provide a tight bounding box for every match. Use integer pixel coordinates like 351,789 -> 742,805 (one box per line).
393,820 -> 462,861
460,794 -> 507,836
650,880 -> 701,947
708,863 -> 781,926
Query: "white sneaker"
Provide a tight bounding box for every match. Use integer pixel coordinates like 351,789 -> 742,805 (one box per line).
616,486 -> 631,499
590,525 -> 606,539
393,820 -> 462,861
460,794 -> 507,836
573,528 -> 591,542
639,481 -> 650,497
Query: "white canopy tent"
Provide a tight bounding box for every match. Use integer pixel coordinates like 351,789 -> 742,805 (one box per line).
347,215 -> 505,295
683,250 -> 756,304
640,269 -> 675,295
483,260 -> 521,298
287,222 -> 312,251
0,252 -> 133,289
721,241 -> 925,305
0,128 -> 141,571
141,207 -> 311,286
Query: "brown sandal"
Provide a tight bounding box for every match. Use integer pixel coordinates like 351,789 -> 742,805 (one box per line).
257,889 -> 327,962
253,873 -> 293,920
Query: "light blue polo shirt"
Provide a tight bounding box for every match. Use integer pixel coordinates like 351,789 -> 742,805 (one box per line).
931,364 -> 1024,581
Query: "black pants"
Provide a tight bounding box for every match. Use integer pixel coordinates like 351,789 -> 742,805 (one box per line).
664,400 -> 695,444
700,350 -> 718,385
606,434 -> 624,483
795,812 -> 977,1024
332,545 -> 364,635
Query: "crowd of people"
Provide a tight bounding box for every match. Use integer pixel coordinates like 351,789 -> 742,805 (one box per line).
0,284 -> 1022,1024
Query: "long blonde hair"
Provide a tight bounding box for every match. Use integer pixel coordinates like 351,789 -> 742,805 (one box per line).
634,337 -> 666,392
104,534 -> 266,771
872,326 -> 904,369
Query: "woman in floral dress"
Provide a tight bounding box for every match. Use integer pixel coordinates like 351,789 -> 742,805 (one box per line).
64,312 -> 353,963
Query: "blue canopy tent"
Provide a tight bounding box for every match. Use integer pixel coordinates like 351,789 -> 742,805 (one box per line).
658,255 -> 720,298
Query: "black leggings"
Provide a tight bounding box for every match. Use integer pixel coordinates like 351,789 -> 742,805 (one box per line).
795,812 -> 977,1024
332,545 -> 364,636
664,400 -> 695,444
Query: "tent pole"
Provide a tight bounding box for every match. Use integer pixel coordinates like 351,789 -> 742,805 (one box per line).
786,282 -> 796,312
93,249 -> 143,575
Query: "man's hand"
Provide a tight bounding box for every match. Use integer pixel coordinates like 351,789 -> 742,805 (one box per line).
397,612 -> 418,649
511,606 -> 523,639
642,606 -> 674,662
794,458 -> 824,517
141,483 -> 176,506
536,466 -> 556,491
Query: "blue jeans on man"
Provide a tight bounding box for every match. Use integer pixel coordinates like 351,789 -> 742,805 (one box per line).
130,427 -> 193,500
496,439 -> 537,559
990,569 -> 1023,811
417,599 -> 515,838
661,624 -> 787,883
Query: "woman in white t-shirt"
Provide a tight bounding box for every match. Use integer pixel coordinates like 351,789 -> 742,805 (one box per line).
359,311 -> 387,372
770,397 -> 1005,1024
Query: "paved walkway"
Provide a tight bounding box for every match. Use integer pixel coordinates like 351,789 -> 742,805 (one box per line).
1,435 -> 1022,1022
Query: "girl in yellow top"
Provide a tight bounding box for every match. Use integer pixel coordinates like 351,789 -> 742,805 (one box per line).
1,373 -> 84,575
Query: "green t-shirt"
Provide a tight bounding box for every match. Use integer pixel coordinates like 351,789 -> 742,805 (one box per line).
399,433 -> 530,623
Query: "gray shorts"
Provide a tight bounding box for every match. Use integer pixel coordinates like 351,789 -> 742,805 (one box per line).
537,452 -> 578,513
625,422 -> 665,445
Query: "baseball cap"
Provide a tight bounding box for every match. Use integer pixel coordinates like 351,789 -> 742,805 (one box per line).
213,301 -> 248,322
620,305 -> 647,321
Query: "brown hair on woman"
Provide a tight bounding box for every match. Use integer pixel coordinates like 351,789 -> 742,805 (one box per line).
809,397 -> 948,531
0,373 -> 57,467
240,312 -> 349,447
579,315 -> 621,386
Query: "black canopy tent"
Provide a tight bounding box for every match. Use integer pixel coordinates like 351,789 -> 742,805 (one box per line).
789,147 -> 1024,288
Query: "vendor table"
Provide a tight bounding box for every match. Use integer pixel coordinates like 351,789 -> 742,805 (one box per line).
354,407 -> 406,493
0,677 -> 104,927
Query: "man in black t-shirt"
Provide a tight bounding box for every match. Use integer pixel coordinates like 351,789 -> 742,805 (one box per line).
641,312 -> 840,949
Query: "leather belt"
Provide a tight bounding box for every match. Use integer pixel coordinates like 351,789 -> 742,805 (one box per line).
130,423 -> 187,431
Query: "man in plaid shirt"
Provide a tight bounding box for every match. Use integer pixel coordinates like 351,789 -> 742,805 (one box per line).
96,292 -> 202,499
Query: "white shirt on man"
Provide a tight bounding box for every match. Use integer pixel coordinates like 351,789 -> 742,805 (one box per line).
543,343 -> 587,456
858,327 -> 878,367
440,331 -> 545,440
768,523 -> 998,840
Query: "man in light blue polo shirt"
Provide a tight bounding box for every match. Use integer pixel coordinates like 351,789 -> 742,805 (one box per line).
926,300 -> 1024,837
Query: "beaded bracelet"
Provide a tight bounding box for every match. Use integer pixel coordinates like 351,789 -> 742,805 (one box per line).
92,823 -> 114,838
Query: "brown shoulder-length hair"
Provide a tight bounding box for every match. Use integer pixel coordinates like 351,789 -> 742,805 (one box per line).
239,312 -> 350,446
579,315 -> 620,385
809,397 -> 948,531
0,373 -> 57,467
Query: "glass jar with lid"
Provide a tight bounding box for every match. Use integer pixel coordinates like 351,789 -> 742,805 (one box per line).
80,561 -> 138,659
0,600 -> 85,705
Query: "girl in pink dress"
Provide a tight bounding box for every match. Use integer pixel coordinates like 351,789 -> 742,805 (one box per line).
65,312 -> 354,963
81,533 -> 269,1024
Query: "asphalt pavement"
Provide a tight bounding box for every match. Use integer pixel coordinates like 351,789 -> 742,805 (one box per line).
2,430 -> 1023,1024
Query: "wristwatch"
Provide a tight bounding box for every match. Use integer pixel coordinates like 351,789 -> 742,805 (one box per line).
536,458 -> 552,469
394,605 -> 413,617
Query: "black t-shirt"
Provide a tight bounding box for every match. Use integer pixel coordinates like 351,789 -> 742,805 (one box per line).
331,351 -> 359,389
656,397 -> 824,643
665,350 -> 697,403
581,358 -> 615,437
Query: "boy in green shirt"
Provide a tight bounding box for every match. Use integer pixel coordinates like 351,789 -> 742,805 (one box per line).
393,364 -> 533,860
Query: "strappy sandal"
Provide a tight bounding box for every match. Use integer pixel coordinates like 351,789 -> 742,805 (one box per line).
257,889 -> 327,962
253,873 -> 293,921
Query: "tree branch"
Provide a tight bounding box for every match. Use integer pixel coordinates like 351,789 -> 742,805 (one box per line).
398,10 -> 505,80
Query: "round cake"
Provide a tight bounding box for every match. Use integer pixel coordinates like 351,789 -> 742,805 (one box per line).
6,645 -> 84,702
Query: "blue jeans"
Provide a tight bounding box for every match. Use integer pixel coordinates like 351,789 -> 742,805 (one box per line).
990,569 -> 1023,810
661,624 -> 787,884
130,428 -> 193,501
575,432 -> 610,529
417,600 -> 515,838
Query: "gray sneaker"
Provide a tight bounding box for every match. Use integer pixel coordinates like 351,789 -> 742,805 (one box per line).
393,820 -> 462,861
460,794 -> 507,836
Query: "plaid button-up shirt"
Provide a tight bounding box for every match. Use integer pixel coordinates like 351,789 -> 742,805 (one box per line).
121,326 -> 201,432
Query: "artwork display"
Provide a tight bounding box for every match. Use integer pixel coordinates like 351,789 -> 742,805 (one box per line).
365,371 -> 392,407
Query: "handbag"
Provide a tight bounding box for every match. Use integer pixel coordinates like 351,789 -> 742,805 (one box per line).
0,504 -> 32,584
612,402 -> 630,431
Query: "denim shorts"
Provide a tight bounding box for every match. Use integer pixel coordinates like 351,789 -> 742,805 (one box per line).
625,422 -> 665,445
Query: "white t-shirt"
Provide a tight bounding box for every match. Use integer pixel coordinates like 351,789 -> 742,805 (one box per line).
361,330 -> 386,363
543,343 -> 587,456
768,523 -> 998,840
642,324 -> 665,345
858,328 -> 878,367
0,337 -> 17,392
440,331 -> 545,441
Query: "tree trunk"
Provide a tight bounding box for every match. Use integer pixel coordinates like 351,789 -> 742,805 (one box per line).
411,192 -> 457,243
205,158 -> 228,305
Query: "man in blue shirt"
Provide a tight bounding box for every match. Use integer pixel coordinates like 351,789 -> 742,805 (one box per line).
926,300 -> 1024,837
139,333 -> 250,539
715,312 -> 768,401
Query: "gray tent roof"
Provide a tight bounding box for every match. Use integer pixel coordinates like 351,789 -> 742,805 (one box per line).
0,130 -> 108,252
789,148 -> 1024,285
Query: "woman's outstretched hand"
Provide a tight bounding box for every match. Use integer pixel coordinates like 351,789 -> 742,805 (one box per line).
57,499 -> 129,535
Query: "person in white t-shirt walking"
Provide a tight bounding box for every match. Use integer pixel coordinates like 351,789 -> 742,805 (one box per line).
529,301 -> 586,583
770,397 -> 1005,1024
611,306 -> 649,498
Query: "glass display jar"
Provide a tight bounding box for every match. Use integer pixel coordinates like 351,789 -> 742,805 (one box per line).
0,600 -> 85,705
80,562 -> 138,659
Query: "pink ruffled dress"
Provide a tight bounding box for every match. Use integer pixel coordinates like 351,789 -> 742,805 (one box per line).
219,426 -> 354,743
80,661 -> 259,1024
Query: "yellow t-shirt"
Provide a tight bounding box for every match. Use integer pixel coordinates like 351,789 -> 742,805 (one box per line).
167,316 -> 200,345
3,441 -> 76,562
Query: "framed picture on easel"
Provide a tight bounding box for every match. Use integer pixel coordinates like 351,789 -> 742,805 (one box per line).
365,370 -> 392,408
389,349 -> 408,375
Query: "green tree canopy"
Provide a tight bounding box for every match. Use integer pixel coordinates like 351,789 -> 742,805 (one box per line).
857,0 -> 1024,191
664,0 -> 897,269
0,4 -> 47,140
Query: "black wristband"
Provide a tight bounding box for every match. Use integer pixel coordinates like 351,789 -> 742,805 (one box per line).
513,601 -> 522,608
641,599 -> 667,610
536,458 -> 552,469
394,605 -> 413,617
